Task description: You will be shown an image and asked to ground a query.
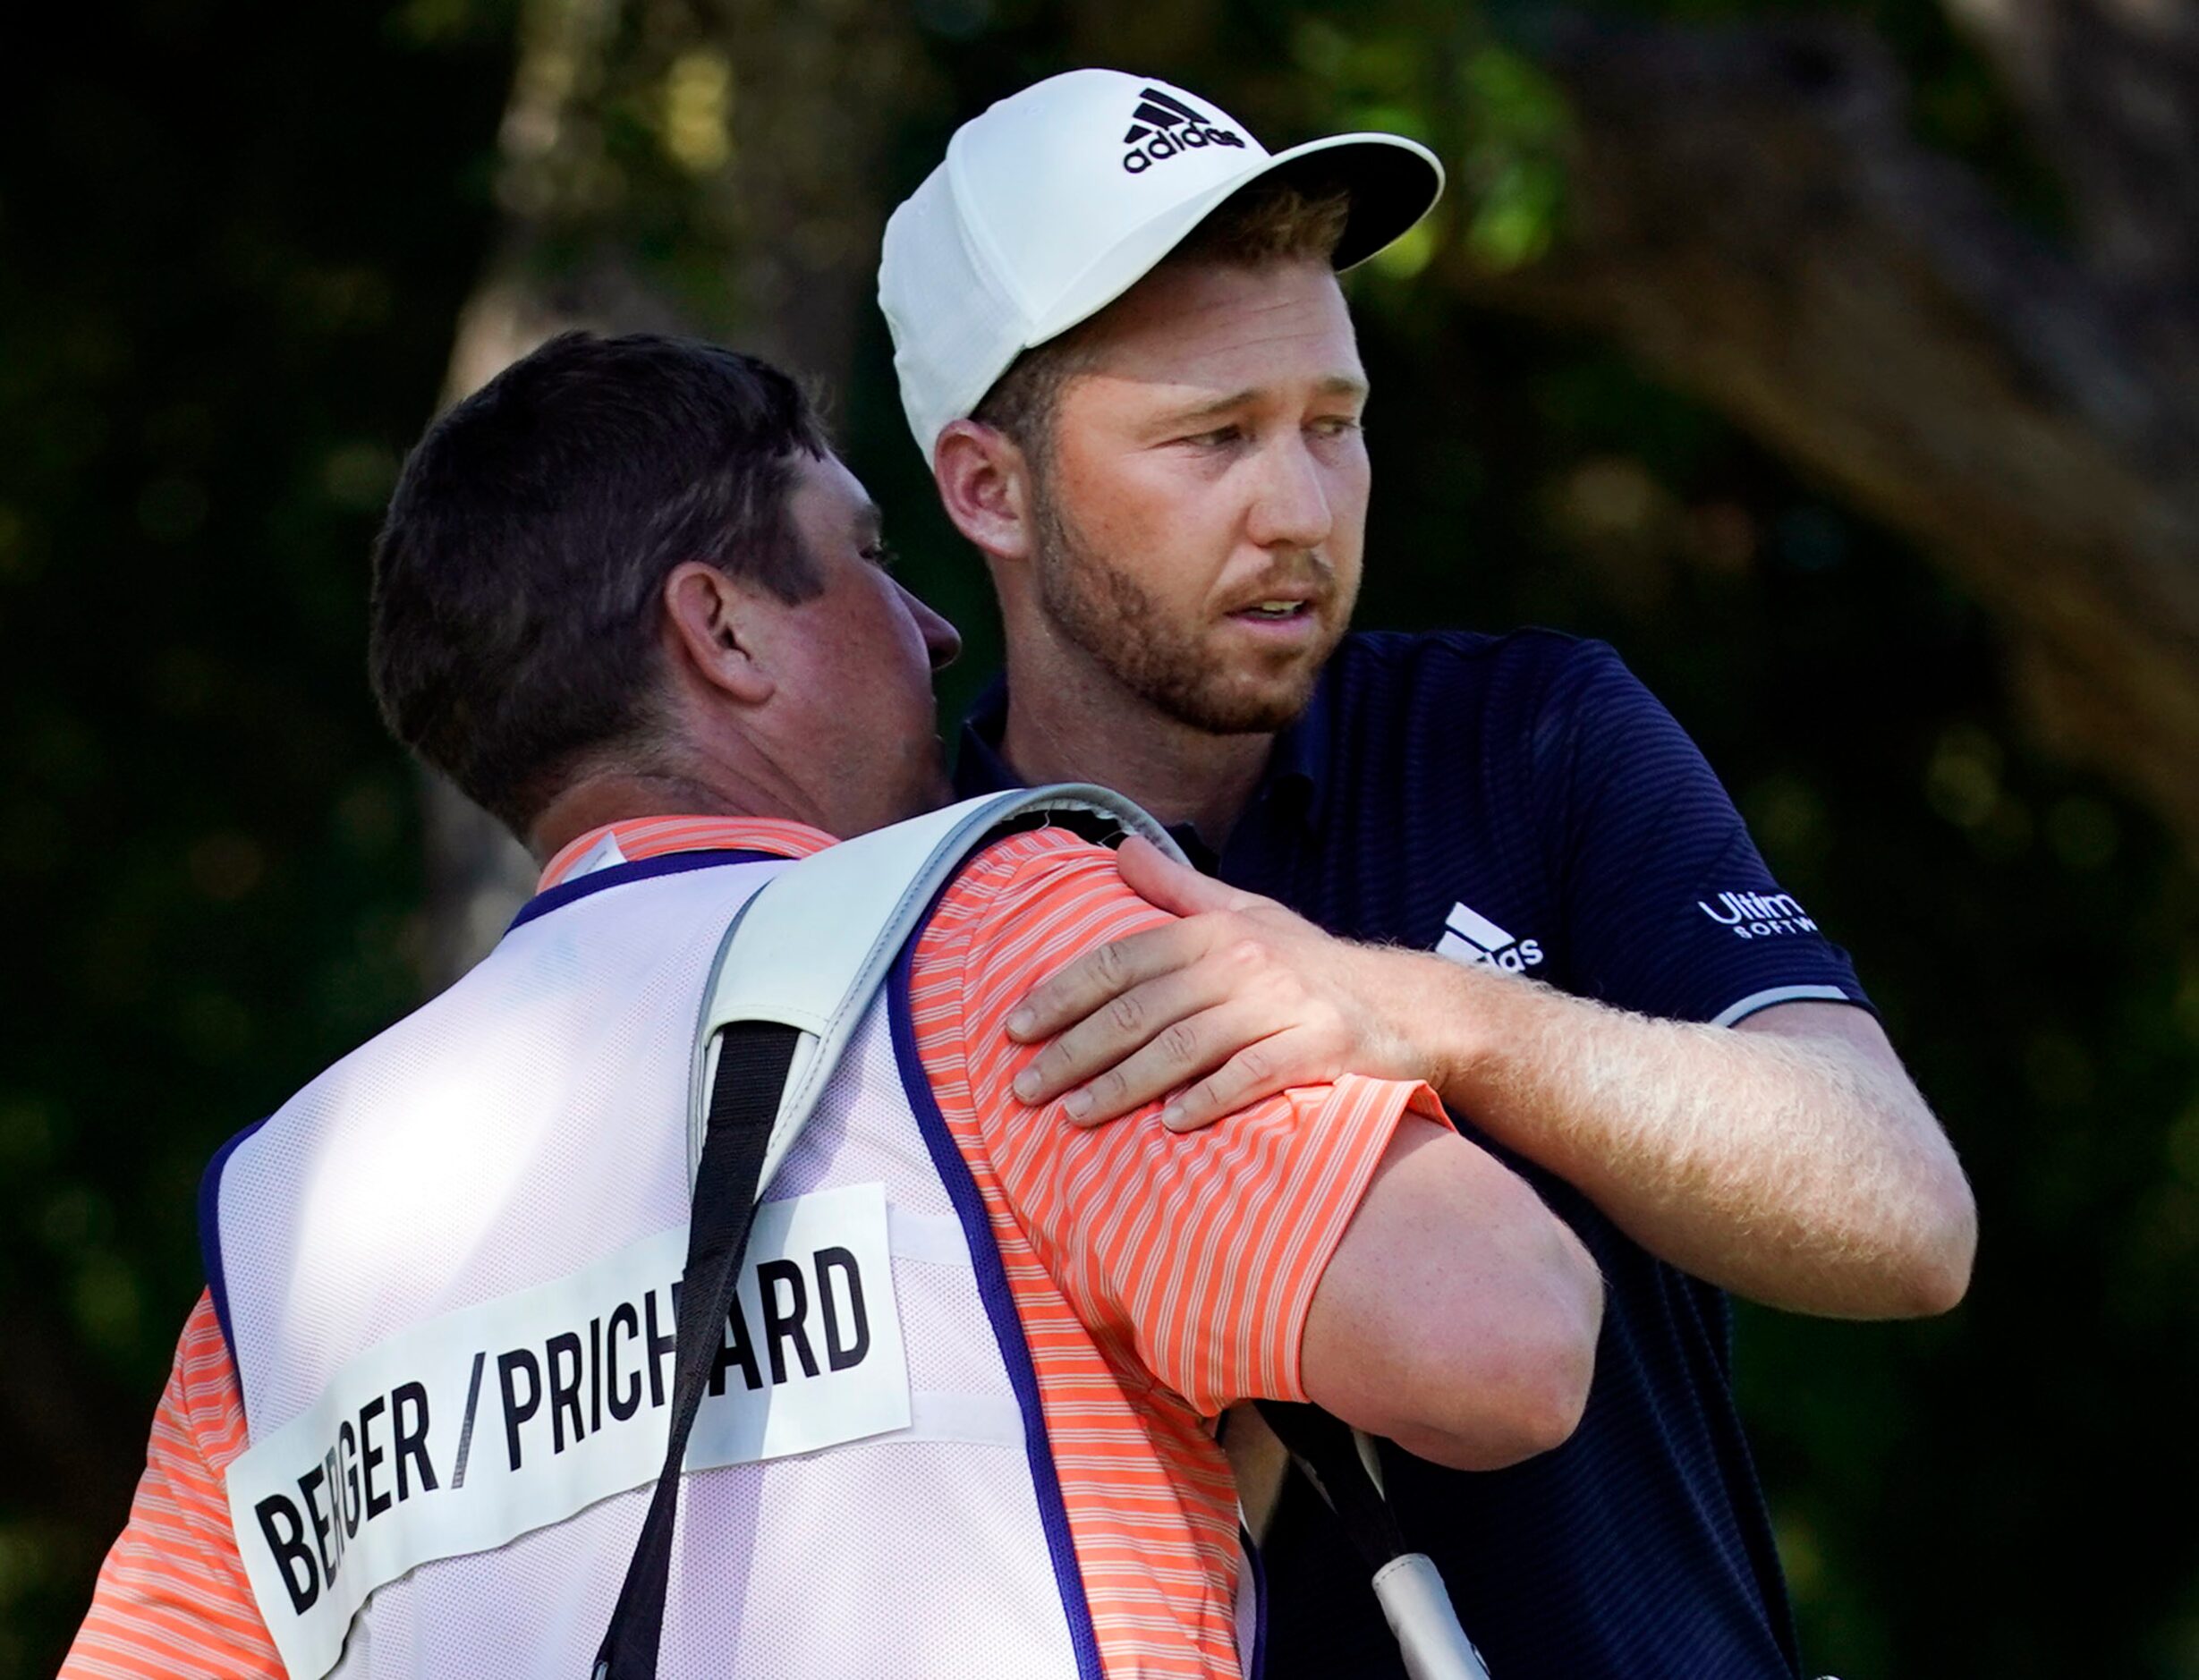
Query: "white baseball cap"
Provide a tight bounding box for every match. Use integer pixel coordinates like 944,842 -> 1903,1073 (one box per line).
879,68 -> 1444,462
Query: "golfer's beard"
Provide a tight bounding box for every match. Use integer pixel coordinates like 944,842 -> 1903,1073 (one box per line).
1031,496 -> 1343,736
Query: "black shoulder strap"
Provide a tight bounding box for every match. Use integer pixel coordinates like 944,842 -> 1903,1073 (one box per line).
1253,1400 -> 1405,1570
591,1021 -> 799,1680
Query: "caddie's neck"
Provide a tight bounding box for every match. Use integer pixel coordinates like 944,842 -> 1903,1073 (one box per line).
524,754 -> 811,869
998,624 -> 1271,850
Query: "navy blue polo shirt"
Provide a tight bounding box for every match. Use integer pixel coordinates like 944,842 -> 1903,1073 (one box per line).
955,627 -> 1872,1680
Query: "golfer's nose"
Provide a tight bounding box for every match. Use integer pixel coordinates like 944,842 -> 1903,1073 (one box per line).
1247,432 -> 1334,553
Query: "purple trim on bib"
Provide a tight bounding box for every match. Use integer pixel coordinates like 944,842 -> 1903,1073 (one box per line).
888,922 -> 1105,1680
507,849 -> 777,931
198,1115 -> 271,1391
1246,1520 -> 1269,1679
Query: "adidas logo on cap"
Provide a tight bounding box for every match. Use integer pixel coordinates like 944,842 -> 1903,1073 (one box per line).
1119,85 -> 1245,174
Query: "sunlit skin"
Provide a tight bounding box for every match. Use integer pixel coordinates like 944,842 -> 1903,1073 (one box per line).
531,450 -> 959,859
936,258 -> 1369,844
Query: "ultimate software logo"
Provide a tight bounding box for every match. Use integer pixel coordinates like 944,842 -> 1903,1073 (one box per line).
1120,86 -> 1247,174
1696,889 -> 1819,940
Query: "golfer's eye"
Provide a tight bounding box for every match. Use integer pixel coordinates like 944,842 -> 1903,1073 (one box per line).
1310,415 -> 1363,439
862,539 -> 900,573
1183,424 -> 1244,449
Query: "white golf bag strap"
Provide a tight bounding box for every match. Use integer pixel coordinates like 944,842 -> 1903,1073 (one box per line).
688,784 -> 1184,1197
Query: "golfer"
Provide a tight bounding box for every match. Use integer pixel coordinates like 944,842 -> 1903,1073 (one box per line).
879,67 -> 1977,1679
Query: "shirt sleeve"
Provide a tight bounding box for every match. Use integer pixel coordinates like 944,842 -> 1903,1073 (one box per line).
1539,639 -> 1873,1027
911,829 -> 1448,1417
60,1291 -> 282,1680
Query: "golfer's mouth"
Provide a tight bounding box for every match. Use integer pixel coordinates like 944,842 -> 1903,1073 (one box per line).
1227,597 -> 1319,627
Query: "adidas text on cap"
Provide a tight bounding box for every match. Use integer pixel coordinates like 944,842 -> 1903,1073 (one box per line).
879,69 -> 1444,462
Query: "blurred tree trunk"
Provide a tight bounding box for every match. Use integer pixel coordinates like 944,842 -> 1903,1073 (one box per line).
1439,8 -> 2199,853
420,0 -> 930,987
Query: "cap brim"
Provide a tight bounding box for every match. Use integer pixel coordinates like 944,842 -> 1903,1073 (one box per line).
1029,131 -> 1445,349
1258,132 -> 1447,270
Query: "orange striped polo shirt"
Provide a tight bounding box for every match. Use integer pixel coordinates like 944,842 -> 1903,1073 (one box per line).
64,816 -> 1437,1679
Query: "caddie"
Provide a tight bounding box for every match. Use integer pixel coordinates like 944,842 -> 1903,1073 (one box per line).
879,67 -> 1980,1679
61,330 -> 1602,1679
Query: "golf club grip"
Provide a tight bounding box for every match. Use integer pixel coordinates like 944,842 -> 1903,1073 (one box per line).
1373,1552 -> 1495,1680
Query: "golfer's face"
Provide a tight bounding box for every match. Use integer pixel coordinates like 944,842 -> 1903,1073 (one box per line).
1041,259 -> 1368,729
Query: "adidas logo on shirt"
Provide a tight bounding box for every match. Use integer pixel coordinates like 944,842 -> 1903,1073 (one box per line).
1119,85 -> 1246,174
1435,902 -> 1545,973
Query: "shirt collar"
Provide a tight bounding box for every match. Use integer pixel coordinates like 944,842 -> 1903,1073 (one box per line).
951,676 -> 1023,801
537,815 -> 835,891
952,673 -> 1332,832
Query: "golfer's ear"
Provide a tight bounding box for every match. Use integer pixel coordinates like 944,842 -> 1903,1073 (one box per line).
933,419 -> 1034,567
661,560 -> 775,705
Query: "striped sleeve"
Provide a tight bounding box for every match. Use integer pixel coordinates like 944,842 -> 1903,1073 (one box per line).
921,828 -> 1446,1417
61,1292 -> 281,1680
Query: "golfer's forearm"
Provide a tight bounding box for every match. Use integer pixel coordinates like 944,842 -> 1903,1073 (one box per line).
1392,955 -> 1975,1318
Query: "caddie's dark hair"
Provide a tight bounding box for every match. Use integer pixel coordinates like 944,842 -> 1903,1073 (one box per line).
368,330 -> 829,836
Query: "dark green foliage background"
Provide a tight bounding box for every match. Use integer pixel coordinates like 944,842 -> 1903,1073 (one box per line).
3,2 -> 2192,1675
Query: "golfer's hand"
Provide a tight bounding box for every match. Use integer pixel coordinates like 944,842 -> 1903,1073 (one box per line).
1006,836 -> 1423,1130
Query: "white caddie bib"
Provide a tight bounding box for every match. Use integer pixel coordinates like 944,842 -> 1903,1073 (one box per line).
206,787 -> 1237,1680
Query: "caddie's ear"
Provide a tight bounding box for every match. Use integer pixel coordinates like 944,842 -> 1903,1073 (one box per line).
932,418 -> 1036,569
660,560 -> 776,707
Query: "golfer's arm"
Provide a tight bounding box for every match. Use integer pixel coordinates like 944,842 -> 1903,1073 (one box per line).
1397,956 -> 1975,1319
1299,1116 -> 1602,1470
